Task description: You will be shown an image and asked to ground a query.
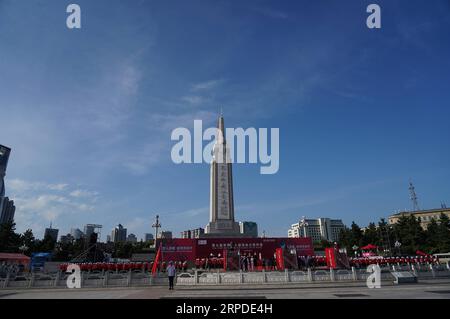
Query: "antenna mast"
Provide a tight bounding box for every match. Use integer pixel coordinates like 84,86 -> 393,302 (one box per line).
409,180 -> 420,211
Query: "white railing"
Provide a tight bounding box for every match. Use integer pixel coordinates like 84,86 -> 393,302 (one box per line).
175,266 -> 450,286
1,264 -> 449,289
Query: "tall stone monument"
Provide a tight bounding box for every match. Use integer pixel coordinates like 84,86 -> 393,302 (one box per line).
204,115 -> 241,237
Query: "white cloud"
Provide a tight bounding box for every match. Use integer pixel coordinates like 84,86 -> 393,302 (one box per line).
191,79 -> 224,91
8,179 -> 68,193
70,189 -> 99,198
181,95 -> 208,106
7,179 -> 98,236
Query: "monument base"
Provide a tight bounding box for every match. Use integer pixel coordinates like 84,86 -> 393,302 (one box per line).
204,220 -> 242,238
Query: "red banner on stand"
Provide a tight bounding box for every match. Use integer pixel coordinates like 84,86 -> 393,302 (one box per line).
152,244 -> 161,276
325,247 -> 337,269
275,248 -> 285,270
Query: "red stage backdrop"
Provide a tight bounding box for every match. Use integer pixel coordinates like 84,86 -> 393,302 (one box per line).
159,237 -> 314,263
159,238 -> 197,262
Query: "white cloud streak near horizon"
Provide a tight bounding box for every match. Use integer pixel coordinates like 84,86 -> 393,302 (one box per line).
6,178 -> 99,237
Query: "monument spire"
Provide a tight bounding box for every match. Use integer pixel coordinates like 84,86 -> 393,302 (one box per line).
205,114 -> 240,237
217,112 -> 225,145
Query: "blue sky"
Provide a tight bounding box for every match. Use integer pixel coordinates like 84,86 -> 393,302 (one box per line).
1,0 -> 450,240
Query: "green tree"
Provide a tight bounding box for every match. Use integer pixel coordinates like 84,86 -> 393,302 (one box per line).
0,222 -> 21,252
362,223 -> 378,246
113,242 -> 133,258
338,222 -> 363,252
434,213 -> 450,253
425,219 -> 440,254
394,215 -> 425,254
20,229 -> 36,255
377,218 -> 395,253
35,234 -> 56,253
350,221 -> 363,247
338,227 -> 352,251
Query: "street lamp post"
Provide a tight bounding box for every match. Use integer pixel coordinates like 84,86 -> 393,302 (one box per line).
152,215 -> 161,247
394,241 -> 402,256
352,245 -> 359,257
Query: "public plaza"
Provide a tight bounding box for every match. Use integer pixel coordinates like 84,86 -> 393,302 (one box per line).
2,279 -> 450,299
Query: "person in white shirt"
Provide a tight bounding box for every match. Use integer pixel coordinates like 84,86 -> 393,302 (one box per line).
167,261 -> 176,290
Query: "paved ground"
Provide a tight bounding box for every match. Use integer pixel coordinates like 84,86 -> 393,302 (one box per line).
1,279 -> 450,299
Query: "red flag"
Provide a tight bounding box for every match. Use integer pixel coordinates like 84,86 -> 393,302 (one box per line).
275,248 -> 285,270
152,244 -> 162,277
325,247 -> 337,269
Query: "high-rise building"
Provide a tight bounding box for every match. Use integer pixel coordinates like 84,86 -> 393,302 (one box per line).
192,228 -> 205,238
44,226 -> 59,242
106,235 -> 112,243
181,228 -> 205,239
111,224 -> 127,243
0,145 -> 11,217
0,145 -> 11,197
127,233 -> 137,243
288,218 -> 345,243
239,221 -> 258,238
84,224 -> 95,240
0,197 -> 15,224
60,234 -> 74,244
157,231 -> 172,239
181,230 -> 192,238
205,115 -> 240,237
70,228 -> 84,240
144,233 -> 154,242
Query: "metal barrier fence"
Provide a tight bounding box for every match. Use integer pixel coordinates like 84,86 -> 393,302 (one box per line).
176,264 -> 450,286
0,270 -> 168,289
1,263 -> 449,289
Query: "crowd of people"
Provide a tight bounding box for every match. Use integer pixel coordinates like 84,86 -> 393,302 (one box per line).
58,261 -> 189,273
348,255 -> 440,268
309,255 -> 441,268
56,254 -> 442,274
194,254 -> 278,271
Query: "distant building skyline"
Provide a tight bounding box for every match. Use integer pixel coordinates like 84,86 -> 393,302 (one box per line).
59,233 -> 74,244
111,224 -> 127,243
288,218 -> 345,243
181,227 -> 205,239
157,231 -> 172,239
127,233 -> 137,243
70,228 -> 84,240
239,221 -> 258,238
44,226 -> 59,242
84,224 -> 96,241
144,233 -> 154,242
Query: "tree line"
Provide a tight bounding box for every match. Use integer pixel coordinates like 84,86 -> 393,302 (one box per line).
0,222 -> 154,261
338,214 -> 450,255
2,214 -> 450,260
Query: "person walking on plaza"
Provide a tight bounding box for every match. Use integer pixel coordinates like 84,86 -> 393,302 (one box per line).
167,261 -> 176,290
